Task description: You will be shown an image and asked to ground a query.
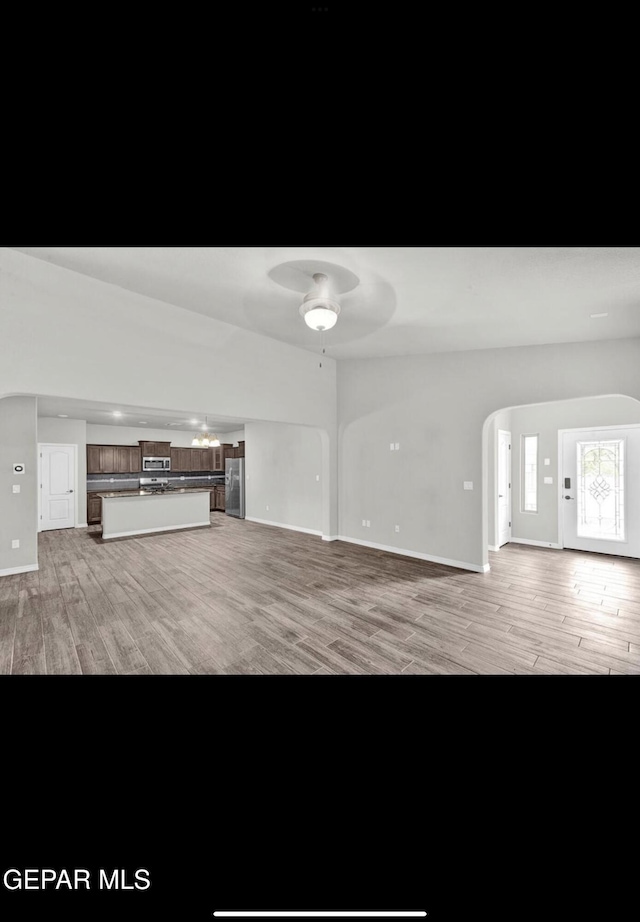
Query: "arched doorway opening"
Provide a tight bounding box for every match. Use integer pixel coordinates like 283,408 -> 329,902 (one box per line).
483,394 -> 640,567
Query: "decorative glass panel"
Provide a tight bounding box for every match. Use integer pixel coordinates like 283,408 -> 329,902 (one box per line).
522,435 -> 538,512
577,440 -> 625,541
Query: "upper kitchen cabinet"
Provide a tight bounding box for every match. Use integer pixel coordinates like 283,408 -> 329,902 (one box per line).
117,447 -> 141,473
87,445 -> 140,474
138,441 -> 171,458
191,448 -> 214,472
237,441 -> 245,459
212,447 -> 224,471
87,445 -> 102,474
171,448 -> 192,473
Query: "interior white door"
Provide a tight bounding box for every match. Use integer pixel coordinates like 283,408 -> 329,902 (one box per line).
562,427 -> 640,558
41,445 -> 76,531
497,430 -> 512,547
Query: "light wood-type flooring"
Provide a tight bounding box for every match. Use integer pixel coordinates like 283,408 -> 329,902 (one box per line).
2,516 -> 640,675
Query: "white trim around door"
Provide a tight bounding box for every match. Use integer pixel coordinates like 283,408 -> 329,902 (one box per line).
558,423 -> 640,557
497,429 -> 512,548
38,443 -> 79,532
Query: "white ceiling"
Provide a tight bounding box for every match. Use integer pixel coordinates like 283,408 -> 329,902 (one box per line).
12,246 -> 640,358
37,396 -> 244,432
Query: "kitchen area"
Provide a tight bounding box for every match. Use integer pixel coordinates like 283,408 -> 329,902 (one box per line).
87,439 -> 245,539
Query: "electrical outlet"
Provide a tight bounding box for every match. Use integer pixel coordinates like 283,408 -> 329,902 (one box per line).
362,520 -> 367,527
395,525 -> 400,533
464,482 -> 474,491
390,443 -> 395,452
544,477 -> 553,485
12,540 -> 20,549
181,476 -> 185,481
316,475 -> 320,482
13,485 -> 21,494
266,505 -> 270,512
395,443 -> 400,451
366,521 -> 371,528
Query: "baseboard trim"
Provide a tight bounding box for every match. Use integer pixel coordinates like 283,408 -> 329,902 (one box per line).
322,535 -> 339,542
0,564 -> 39,578
102,522 -> 211,540
510,537 -> 562,550
76,524 -> 88,530
488,544 -> 500,552
246,517 -> 323,538
336,536 -> 489,574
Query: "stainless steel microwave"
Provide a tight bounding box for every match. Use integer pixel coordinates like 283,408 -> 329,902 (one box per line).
143,457 -> 171,472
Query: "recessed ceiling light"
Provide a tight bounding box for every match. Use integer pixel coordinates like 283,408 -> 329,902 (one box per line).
113,411 -> 123,418
58,414 -> 69,418
191,419 -> 199,425
590,312 -> 609,318
139,421 -> 148,425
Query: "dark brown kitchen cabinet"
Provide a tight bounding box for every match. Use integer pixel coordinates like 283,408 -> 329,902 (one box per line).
116,447 -> 132,473
212,447 -> 224,471
237,441 -> 245,459
87,494 -> 102,525
87,445 -> 140,474
190,448 -> 213,472
87,446 -> 102,474
129,448 -> 141,473
138,441 -> 171,458
214,486 -> 226,511
171,448 -> 192,473
101,447 -> 116,473
209,490 -> 216,512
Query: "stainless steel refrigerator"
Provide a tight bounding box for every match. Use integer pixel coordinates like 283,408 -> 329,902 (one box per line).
225,458 -> 245,519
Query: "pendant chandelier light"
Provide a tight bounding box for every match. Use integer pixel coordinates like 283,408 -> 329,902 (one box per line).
299,272 -> 341,332
192,417 -> 220,448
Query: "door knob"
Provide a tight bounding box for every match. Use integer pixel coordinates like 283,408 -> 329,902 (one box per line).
68,490 -> 74,494
499,494 -> 504,498
564,495 -> 573,500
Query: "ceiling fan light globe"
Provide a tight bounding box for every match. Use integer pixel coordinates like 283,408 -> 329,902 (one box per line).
300,298 -> 341,332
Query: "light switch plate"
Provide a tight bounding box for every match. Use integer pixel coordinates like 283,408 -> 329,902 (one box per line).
464,482 -> 474,491
544,458 -> 551,466
390,443 -> 395,452
395,443 -> 400,451
12,485 -> 21,494
544,477 -> 553,485
12,540 -> 20,549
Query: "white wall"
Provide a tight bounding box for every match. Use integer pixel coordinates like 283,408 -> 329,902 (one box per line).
222,429 -> 245,447
38,417 -> 87,527
0,248 -> 336,431
0,248 -> 338,541
86,424 -> 211,448
245,423 -> 323,535
487,409 -> 512,549
0,397 -> 38,575
339,338 -> 640,571
507,395 -> 640,546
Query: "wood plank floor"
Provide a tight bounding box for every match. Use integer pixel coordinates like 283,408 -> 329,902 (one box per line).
2,517 -> 640,674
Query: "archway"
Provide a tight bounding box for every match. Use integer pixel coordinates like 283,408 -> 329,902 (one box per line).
482,394 -> 640,568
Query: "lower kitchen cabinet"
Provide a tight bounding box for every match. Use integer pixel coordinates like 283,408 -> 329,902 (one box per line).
214,486 -> 226,512
87,494 -> 102,525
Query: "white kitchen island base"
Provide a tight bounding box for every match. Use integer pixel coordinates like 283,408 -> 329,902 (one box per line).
100,491 -> 211,540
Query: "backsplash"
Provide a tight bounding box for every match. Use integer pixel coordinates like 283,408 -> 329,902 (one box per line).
87,472 -> 225,493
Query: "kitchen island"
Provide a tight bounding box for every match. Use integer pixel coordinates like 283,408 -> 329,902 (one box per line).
98,489 -> 211,540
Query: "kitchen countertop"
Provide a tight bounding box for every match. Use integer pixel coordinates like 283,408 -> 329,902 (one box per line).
97,489 -> 214,499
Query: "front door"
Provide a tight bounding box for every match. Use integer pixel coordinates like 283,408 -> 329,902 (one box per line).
40,445 -> 76,531
562,427 -> 640,558
498,429 -> 512,548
